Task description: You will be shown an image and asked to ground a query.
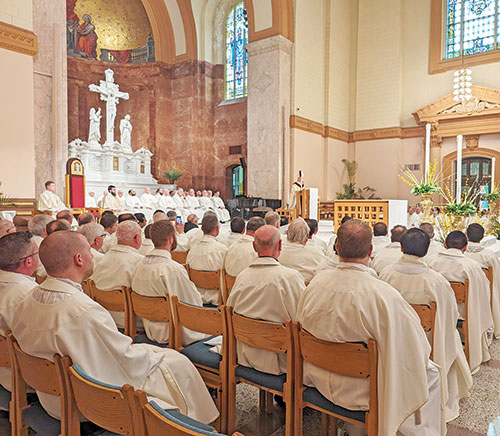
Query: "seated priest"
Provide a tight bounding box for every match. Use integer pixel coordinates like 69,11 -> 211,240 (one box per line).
211,191 -> 231,223
465,223 -> 500,339
184,214 -> 199,233
77,212 -> 95,226
420,223 -> 445,258
140,188 -> 157,222
224,217 -> 245,247
224,217 -> 265,277
56,209 -> 78,230
379,228 -> 472,422
99,212 -> 118,253
226,225 -> 305,374
77,222 -> 105,268
186,213 -> 228,305
46,219 -> 70,235
171,189 -> 189,222
10,230 -> 219,423
0,232 -> 39,391
314,244 -> 341,276
131,220 -> 206,345
427,230 -> 493,373
186,188 -> 204,220
125,189 -> 144,212
86,191 -> 97,208
264,211 -> 281,231
92,220 -> 144,329
370,225 -> 406,274
0,219 -> 16,238
304,218 -> 327,254
28,214 -> 54,280
297,220 -> 442,436
138,224 -> 154,255
102,185 -> 123,211
37,180 -> 66,212
371,221 -> 390,257
278,218 -> 325,282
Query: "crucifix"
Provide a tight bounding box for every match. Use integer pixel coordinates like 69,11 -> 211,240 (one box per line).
89,69 -> 129,144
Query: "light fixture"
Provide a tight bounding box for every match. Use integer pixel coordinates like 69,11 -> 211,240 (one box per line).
453,68 -> 472,102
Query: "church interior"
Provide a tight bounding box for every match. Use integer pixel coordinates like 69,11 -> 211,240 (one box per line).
1,0 -> 500,435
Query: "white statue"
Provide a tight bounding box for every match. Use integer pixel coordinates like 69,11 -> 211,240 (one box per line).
88,69 -> 129,144
120,114 -> 133,152
88,107 -> 101,146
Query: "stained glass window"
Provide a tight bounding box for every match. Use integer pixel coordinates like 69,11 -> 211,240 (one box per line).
225,2 -> 248,100
445,0 -> 499,59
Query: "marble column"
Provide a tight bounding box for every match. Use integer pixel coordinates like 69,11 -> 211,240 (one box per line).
246,35 -> 292,200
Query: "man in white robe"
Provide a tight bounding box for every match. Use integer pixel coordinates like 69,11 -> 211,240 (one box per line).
224,217 -> 265,277
0,220 -> 16,238
371,221 -> 391,258
212,191 -> 231,223
264,211 -> 281,229
370,225 -> 406,274
138,224 -> 154,255
379,228 -> 472,422
0,232 -> 38,391
326,216 -> 353,254
99,212 -> 118,254
420,223 -> 445,258
125,189 -> 144,212
28,214 -> 54,280
77,222 -> 105,268
304,218 -> 327,254
227,225 -> 305,374
102,185 -> 123,211
427,230 -> 493,373
199,190 -> 215,215
278,218 -> 325,282
186,214 -> 227,305
465,223 -> 500,338
132,220 -> 206,345
161,190 -> 177,214
223,217 -> 245,248
186,189 -> 204,220
37,181 -> 65,212
86,191 -> 98,208
117,190 -> 126,210
297,220 -> 442,436
170,190 -> 189,222
92,220 -> 144,329
10,230 -> 218,423
140,188 -> 157,222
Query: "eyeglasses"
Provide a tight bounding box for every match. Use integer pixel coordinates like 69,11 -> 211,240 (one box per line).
3,251 -> 39,267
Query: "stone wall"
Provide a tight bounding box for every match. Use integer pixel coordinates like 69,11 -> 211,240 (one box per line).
67,57 -> 247,199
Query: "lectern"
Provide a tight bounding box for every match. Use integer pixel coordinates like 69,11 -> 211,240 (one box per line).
294,188 -> 319,220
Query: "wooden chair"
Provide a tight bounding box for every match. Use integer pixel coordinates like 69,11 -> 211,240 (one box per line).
225,307 -> 294,436
33,273 -> 45,285
171,295 -> 228,433
410,302 -> 437,360
172,251 -> 188,265
186,266 -> 223,306
450,281 -> 470,364
223,270 -> 237,303
7,332 -> 68,436
81,279 -> 93,298
61,356 -> 137,436
124,287 -> 174,348
482,267 -> 494,310
291,322 -> 378,436
0,335 -> 14,431
88,279 -> 130,336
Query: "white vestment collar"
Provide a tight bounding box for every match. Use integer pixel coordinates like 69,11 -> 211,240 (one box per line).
336,261 -> 378,277
392,254 -> 429,275
467,241 -> 484,253
439,248 -> 465,258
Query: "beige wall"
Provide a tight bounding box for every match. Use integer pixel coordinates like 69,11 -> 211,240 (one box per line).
0,0 -> 32,30
0,47 -> 35,198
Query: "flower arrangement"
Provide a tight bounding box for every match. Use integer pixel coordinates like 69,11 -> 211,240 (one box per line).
399,159 -> 443,196
483,186 -> 500,203
163,162 -> 184,184
441,178 -> 479,217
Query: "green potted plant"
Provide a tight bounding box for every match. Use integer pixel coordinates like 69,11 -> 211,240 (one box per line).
163,162 -> 184,185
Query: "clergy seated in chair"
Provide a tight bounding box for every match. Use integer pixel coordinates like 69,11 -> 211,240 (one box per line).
379,228 -> 472,422
0,232 -> 39,392
138,224 -> 154,255
223,217 -> 245,248
465,223 -> 500,339
77,222 -> 105,269
427,230 -> 493,373
297,220 -> 442,436
77,212 -> 95,226
420,223 -> 445,259
186,213 -> 228,305
304,218 -> 328,255
92,220 -> 144,330
99,212 -> 118,254
224,217 -> 265,277
211,191 -> 231,223
370,221 -> 390,258
370,225 -> 406,274
28,214 -> 54,281
37,180 -> 66,212
278,218 -> 325,283
226,225 -> 305,377
9,230 -> 219,424
131,220 -> 207,346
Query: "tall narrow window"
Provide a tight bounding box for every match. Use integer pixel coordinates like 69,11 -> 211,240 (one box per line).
225,2 -> 248,100
445,0 -> 499,59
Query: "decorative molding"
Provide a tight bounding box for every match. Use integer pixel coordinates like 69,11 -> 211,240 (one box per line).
245,0 -> 294,43
0,22 -> 38,56
465,135 -> 479,150
289,115 -> 425,143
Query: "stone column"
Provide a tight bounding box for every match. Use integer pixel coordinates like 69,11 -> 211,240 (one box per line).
246,35 -> 292,200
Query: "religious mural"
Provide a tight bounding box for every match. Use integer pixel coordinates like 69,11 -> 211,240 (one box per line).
66,0 -> 154,63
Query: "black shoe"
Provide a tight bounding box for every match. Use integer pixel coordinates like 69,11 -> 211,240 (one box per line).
274,394 -> 286,409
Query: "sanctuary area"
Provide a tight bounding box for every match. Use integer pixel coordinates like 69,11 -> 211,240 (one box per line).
2,0 -> 500,435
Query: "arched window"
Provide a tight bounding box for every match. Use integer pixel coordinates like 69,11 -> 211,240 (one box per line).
445,0 -> 500,59
225,2 -> 248,100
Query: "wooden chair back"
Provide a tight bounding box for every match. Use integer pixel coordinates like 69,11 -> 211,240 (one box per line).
172,251 -> 188,265
125,287 -> 175,346
450,281 -> 468,304
483,266 -> 494,309
222,271 -> 237,302
62,356 -> 136,435
187,267 -> 223,305
450,280 -> 469,363
0,335 -> 10,369
410,302 -> 437,360
81,279 -> 93,298
89,280 -> 126,312
291,322 -> 378,436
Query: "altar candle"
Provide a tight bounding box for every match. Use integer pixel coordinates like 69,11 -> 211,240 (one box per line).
425,123 -> 431,183
456,135 -> 463,203
492,157 -> 496,189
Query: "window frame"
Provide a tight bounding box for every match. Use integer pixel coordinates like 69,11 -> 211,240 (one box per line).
429,0 -> 500,74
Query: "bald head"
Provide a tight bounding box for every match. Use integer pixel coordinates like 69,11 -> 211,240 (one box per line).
46,219 -> 70,235
78,212 -> 95,226
56,210 -> 74,226
153,212 -> 168,223
336,220 -> 373,262
253,225 -> 281,258
39,231 -> 93,281
0,219 -> 16,237
116,221 -> 142,249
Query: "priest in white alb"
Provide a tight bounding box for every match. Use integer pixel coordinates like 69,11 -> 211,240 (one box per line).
125,189 -> 144,212
223,217 -> 245,247
140,187 -> 157,222
371,221 -> 390,257
86,191 -> 98,208
420,223 -> 445,258
27,214 -> 54,280
297,220 -> 442,436
211,191 -> 231,223
138,224 -> 154,255
77,222 -> 105,268
10,230 -> 219,423
465,223 -> 500,338
224,217 -> 265,277
99,212 -> 118,253
379,228 -> 472,422
304,218 -> 328,254
132,220 -> 206,345
427,230 -> 493,373
226,225 -> 305,374
186,188 -> 204,220
37,181 -> 66,212
102,185 -> 123,211
370,225 -> 406,274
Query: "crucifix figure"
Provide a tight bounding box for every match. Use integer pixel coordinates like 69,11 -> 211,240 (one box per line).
88,69 -> 129,144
